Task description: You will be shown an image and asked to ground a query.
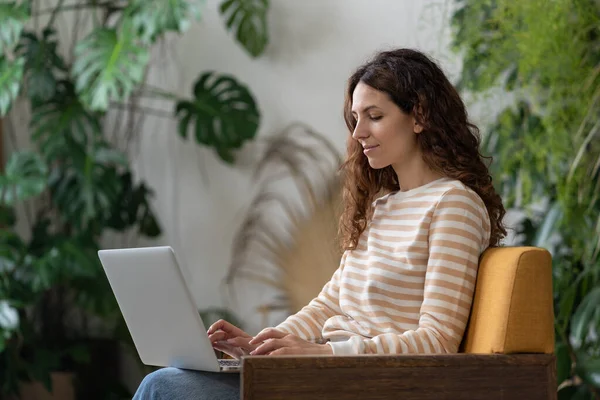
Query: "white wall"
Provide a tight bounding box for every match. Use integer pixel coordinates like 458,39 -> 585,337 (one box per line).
131,0 -> 510,339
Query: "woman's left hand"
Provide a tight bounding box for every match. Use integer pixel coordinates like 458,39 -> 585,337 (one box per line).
248,328 -> 333,356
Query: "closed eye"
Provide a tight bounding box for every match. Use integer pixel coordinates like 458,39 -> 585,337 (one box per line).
370,115 -> 382,121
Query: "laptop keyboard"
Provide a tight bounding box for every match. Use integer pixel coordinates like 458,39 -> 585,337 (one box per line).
218,359 -> 240,368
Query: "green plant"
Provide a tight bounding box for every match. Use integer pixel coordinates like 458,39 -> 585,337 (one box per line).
451,1 -> 600,398
0,0 -> 270,398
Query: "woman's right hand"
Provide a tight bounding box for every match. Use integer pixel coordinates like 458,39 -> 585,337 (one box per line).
207,319 -> 257,359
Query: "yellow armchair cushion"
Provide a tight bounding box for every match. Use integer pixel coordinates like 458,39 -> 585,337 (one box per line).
460,246 -> 555,354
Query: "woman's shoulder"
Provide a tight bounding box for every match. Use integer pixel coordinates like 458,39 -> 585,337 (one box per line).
436,178 -> 485,201
375,177 -> 488,215
374,177 -> 478,202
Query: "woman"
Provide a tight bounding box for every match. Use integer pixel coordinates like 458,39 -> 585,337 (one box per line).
133,48 -> 506,399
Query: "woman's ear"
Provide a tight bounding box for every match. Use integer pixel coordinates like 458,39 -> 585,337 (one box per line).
413,120 -> 424,134
413,105 -> 425,134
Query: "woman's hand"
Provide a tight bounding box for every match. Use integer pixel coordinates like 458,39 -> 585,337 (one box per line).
249,328 -> 333,356
207,319 -> 258,359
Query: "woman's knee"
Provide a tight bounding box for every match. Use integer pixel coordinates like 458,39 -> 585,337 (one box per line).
134,367 -> 188,399
133,367 -> 240,400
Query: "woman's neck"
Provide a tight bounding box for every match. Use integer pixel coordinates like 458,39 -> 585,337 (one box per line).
392,155 -> 444,192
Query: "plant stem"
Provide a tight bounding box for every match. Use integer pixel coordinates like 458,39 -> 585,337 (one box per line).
110,102 -> 174,119
47,0 -> 67,27
141,86 -> 181,102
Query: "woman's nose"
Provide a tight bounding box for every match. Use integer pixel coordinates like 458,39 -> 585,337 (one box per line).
352,120 -> 368,141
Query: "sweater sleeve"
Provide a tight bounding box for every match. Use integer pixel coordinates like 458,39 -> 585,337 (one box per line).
328,188 -> 490,355
275,251 -> 348,342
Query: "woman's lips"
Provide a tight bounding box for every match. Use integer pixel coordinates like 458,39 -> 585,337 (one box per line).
363,145 -> 379,154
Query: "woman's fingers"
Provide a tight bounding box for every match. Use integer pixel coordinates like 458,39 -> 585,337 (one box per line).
207,319 -> 250,338
226,336 -> 258,351
207,330 -> 228,343
212,341 -> 245,360
249,328 -> 287,345
267,347 -> 291,356
250,338 -> 286,355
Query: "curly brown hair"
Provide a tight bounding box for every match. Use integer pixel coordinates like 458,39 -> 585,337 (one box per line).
339,48 -> 506,250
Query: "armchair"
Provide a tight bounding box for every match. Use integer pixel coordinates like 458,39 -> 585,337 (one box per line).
241,246 -> 556,399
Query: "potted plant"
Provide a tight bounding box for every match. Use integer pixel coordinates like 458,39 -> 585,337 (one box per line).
0,0 -> 271,398
451,1 -> 600,398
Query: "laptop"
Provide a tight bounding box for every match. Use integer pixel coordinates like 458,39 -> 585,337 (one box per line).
97,246 -> 240,372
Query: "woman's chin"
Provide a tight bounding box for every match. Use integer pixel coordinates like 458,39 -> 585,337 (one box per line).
367,158 -> 389,169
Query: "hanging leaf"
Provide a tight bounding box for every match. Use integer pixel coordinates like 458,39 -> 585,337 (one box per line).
571,287 -> 600,345
17,28 -> 67,103
127,0 -> 201,43
0,301 -> 19,332
533,200 -> 563,251
30,80 -> 102,162
574,351 -> 600,391
219,0 -> 269,57
175,71 -> 260,163
0,2 -> 29,53
0,56 -> 24,116
555,342 -> 571,385
72,23 -> 149,111
0,151 -> 48,205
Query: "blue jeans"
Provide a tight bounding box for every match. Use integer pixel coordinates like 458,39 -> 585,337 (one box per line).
132,367 -> 240,400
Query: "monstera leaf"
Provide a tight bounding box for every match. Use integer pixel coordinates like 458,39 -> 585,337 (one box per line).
106,172 -> 161,237
0,151 -> 48,205
0,2 -> 29,53
219,0 -> 269,57
127,0 -> 201,43
72,23 -> 149,111
31,80 -> 102,162
17,28 -> 67,103
48,141 -> 125,232
0,56 -> 24,116
175,71 -> 260,163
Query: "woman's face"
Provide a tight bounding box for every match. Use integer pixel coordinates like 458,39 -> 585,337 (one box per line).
351,82 -> 423,170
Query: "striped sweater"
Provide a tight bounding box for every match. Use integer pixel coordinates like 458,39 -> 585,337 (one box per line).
276,177 -> 491,355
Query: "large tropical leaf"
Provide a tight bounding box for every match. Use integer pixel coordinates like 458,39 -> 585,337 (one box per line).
17,28 -> 67,103
0,301 -> 19,333
127,0 -> 201,43
31,238 -> 99,292
105,172 -> 161,237
574,351 -> 600,393
0,2 -> 29,53
175,71 -> 260,163
0,300 -> 19,353
30,80 -> 102,162
72,23 -> 149,111
0,56 -> 24,116
0,151 -> 48,206
533,200 -> 563,253
48,141 -> 125,232
219,0 -> 269,57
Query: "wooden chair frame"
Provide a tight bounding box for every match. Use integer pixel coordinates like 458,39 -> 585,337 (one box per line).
241,353 -> 556,400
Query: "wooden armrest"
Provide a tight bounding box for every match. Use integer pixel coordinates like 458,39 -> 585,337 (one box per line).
241,353 -> 556,400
